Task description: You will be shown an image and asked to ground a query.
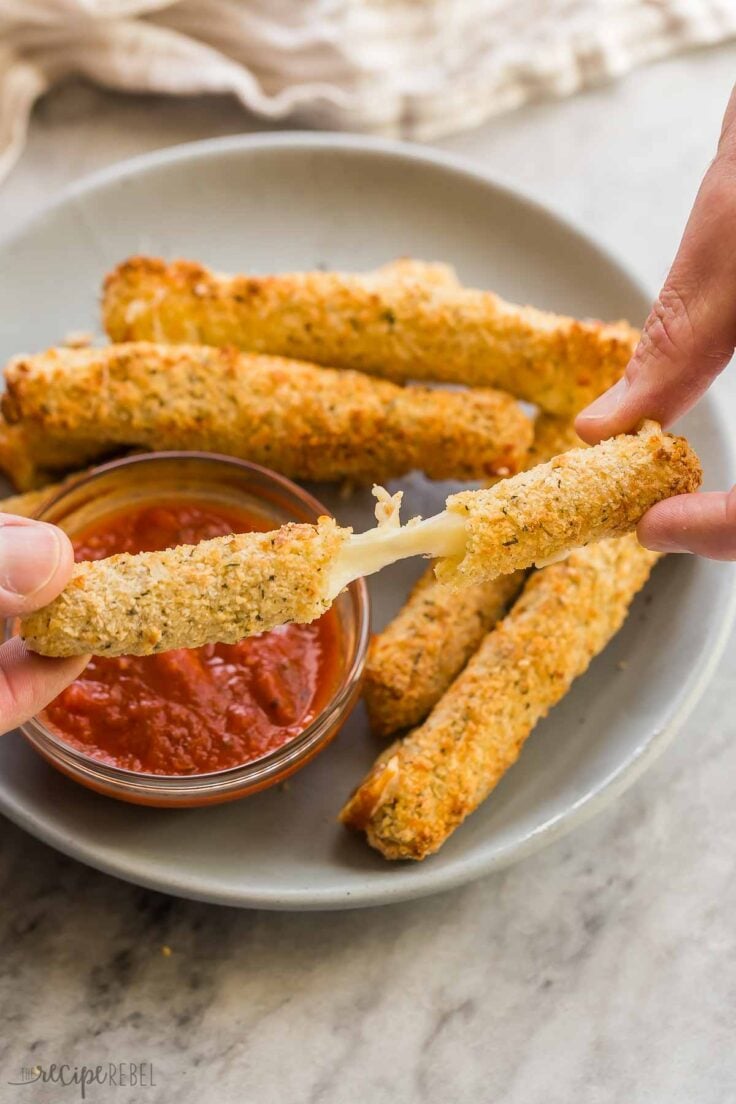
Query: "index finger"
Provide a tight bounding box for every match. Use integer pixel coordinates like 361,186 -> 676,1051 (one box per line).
576,84 -> 736,443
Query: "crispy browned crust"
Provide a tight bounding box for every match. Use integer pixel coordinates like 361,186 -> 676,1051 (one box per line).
102,256 -> 639,417
362,415 -> 584,739
21,518 -> 348,658
363,570 -> 526,740
3,343 -> 532,484
341,534 -> 660,859
436,421 -> 701,585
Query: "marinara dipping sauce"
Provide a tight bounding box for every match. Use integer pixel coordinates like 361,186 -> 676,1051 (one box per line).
42,499 -> 342,775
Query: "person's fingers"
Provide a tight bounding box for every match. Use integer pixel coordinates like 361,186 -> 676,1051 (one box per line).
637,488 -> 736,559
0,516 -> 83,733
0,515 -> 75,617
576,84 -> 736,443
0,636 -> 88,735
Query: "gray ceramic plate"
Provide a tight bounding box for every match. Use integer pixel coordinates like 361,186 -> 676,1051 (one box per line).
0,135 -> 733,910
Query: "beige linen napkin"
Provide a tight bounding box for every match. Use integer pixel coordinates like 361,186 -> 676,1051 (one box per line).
1,0 -> 735,183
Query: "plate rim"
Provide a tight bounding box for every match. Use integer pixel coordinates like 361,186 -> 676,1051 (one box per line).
1,131 -> 734,910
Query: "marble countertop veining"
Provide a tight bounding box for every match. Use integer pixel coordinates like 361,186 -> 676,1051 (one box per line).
2,46 -> 736,1104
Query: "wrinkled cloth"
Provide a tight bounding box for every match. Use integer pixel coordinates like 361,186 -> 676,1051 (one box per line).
1,0 -> 735,183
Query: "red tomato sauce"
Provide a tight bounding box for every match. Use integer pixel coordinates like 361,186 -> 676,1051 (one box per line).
43,500 -> 342,775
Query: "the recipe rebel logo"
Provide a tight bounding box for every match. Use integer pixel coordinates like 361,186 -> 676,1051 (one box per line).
7,1061 -> 156,1099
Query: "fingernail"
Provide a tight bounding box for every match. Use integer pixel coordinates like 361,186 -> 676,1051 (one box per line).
579,377 -> 630,422
0,524 -> 63,597
640,536 -> 691,554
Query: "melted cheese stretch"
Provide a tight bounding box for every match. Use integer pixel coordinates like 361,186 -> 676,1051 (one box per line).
326,511 -> 467,598
326,510 -> 572,598
22,424 -> 701,660
328,419 -> 700,596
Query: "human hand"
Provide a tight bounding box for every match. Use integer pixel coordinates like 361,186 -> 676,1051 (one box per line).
0,515 -> 87,736
576,85 -> 736,559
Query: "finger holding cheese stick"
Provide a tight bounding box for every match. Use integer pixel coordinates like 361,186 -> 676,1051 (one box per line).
21,422 -> 700,659
433,419 -> 698,586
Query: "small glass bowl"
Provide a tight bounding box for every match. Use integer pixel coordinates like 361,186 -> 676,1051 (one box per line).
17,452 -> 370,807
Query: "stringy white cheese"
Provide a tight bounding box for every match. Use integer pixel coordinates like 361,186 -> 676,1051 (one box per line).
325,486 -> 467,599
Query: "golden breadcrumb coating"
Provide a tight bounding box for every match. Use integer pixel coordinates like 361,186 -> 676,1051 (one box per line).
19,422 -> 697,661
363,415 -> 584,738
2,343 -> 532,484
525,414 -> 585,468
21,518 -> 349,658
0,419 -> 104,491
0,254 -> 453,492
102,256 -> 639,417
363,569 -> 526,740
371,258 -> 460,288
436,421 -> 700,585
341,534 -> 660,859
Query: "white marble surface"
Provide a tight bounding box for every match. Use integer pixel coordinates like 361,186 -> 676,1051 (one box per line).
1,47 -> 736,1104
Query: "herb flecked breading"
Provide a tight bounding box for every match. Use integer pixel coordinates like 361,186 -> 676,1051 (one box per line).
341,535 -> 660,860
2,342 -> 532,484
102,255 -> 640,417
362,415 -> 584,739
21,518 -> 349,658
436,421 -> 701,585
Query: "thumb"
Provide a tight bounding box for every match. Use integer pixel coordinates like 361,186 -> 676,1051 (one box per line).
0,636 -> 88,735
0,516 -> 75,617
637,488 -> 736,559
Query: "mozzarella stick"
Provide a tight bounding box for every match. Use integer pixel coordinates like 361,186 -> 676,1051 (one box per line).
103,256 -> 639,416
364,570 -> 526,740
363,415 -> 584,738
2,255 -> 451,493
340,535 -> 660,860
21,519 -> 348,659
0,419 -> 105,491
21,422 -> 700,659
326,421 -> 699,596
2,343 -> 532,484
523,414 -> 587,471
433,420 -> 699,587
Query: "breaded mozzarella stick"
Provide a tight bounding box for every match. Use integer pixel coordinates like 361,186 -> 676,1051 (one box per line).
363,415 -> 584,738
363,569 -> 526,740
433,420 -> 699,587
0,419 -> 103,491
0,256 -> 455,491
21,422 -> 700,659
2,343 -> 532,484
340,535 -> 660,860
102,256 -> 639,416
21,519 -> 348,658
327,421 -> 700,595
